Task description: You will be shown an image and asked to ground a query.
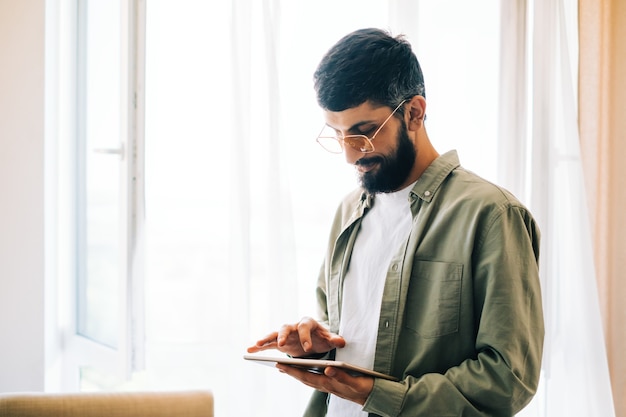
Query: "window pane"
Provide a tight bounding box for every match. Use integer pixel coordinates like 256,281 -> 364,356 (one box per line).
76,0 -> 122,349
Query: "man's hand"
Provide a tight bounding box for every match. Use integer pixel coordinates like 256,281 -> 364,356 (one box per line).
276,364 -> 374,406
247,317 -> 346,358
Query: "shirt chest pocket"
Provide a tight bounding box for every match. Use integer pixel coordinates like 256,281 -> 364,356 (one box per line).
405,260 -> 463,338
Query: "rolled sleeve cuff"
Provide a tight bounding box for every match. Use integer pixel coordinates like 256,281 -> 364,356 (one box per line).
362,378 -> 406,417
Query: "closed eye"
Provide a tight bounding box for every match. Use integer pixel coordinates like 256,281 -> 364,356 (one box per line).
352,124 -> 378,137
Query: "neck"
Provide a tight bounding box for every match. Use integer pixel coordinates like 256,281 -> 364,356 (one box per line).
403,130 -> 439,188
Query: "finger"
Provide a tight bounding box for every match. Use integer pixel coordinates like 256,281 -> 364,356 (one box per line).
323,367 -> 374,402
276,364 -> 328,391
277,323 -> 298,347
246,341 -> 277,353
256,332 -> 279,346
246,332 -> 279,353
327,333 -> 347,349
278,365 -> 348,397
296,318 -> 317,352
323,366 -> 353,383
308,321 -> 345,349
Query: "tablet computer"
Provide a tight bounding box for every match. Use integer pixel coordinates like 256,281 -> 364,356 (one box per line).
243,354 -> 398,381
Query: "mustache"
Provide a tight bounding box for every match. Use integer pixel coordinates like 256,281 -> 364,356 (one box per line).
355,156 -> 383,166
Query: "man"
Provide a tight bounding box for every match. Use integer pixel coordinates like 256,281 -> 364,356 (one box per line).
248,28 -> 544,417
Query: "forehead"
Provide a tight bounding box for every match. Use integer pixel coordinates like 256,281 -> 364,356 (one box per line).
324,100 -> 389,131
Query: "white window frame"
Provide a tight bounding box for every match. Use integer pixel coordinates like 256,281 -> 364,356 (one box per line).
56,0 -> 146,390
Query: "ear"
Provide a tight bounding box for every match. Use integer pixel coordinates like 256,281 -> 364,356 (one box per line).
406,95 -> 426,132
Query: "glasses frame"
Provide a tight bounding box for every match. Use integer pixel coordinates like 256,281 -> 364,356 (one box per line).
316,99 -> 407,154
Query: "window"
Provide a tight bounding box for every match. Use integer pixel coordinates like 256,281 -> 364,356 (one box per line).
57,0 -> 144,388
76,0 -> 123,350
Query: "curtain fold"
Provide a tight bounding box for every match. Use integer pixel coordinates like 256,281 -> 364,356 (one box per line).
497,0 -> 528,198
227,1 -> 302,415
500,0 -> 616,415
227,2 -> 253,416
579,1 -> 626,416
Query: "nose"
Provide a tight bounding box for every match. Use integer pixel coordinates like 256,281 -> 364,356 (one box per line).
343,143 -> 365,165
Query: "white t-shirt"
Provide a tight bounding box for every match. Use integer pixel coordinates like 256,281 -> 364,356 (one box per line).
327,182 -> 414,417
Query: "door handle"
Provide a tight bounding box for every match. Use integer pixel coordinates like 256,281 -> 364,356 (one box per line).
94,144 -> 125,159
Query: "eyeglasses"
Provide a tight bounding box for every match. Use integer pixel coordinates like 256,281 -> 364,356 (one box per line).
316,100 -> 407,154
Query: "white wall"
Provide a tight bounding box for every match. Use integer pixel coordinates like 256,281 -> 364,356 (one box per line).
0,0 -> 46,391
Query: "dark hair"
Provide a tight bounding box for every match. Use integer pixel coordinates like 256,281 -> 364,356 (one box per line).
313,28 -> 426,112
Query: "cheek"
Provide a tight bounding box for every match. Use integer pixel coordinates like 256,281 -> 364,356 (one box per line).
369,138 -> 397,158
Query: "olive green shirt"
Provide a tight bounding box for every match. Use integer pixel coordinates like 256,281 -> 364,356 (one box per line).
305,151 -> 544,417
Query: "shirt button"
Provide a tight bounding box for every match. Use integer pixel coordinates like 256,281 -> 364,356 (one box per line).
424,190 -> 431,197
391,264 -> 399,272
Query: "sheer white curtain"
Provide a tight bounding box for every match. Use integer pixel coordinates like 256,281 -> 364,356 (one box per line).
142,2 -> 388,416
498,0 -> 616,416
133,1 -> 617,416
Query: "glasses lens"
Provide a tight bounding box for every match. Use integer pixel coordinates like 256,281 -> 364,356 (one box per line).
344,135 -> 374,153
316,136 -> 343,153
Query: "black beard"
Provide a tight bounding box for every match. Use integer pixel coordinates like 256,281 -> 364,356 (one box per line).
357,124 -> 416,194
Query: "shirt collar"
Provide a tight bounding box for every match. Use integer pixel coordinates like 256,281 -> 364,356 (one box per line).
359,150 -> 461,207
409,150 -> 460,203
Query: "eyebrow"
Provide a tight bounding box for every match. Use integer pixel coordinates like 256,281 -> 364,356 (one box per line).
326,119 -> 379,135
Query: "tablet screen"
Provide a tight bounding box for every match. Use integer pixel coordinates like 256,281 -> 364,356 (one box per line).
243,354 -> 398,381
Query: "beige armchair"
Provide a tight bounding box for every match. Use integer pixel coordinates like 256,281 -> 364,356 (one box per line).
0,390 -> 214,417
